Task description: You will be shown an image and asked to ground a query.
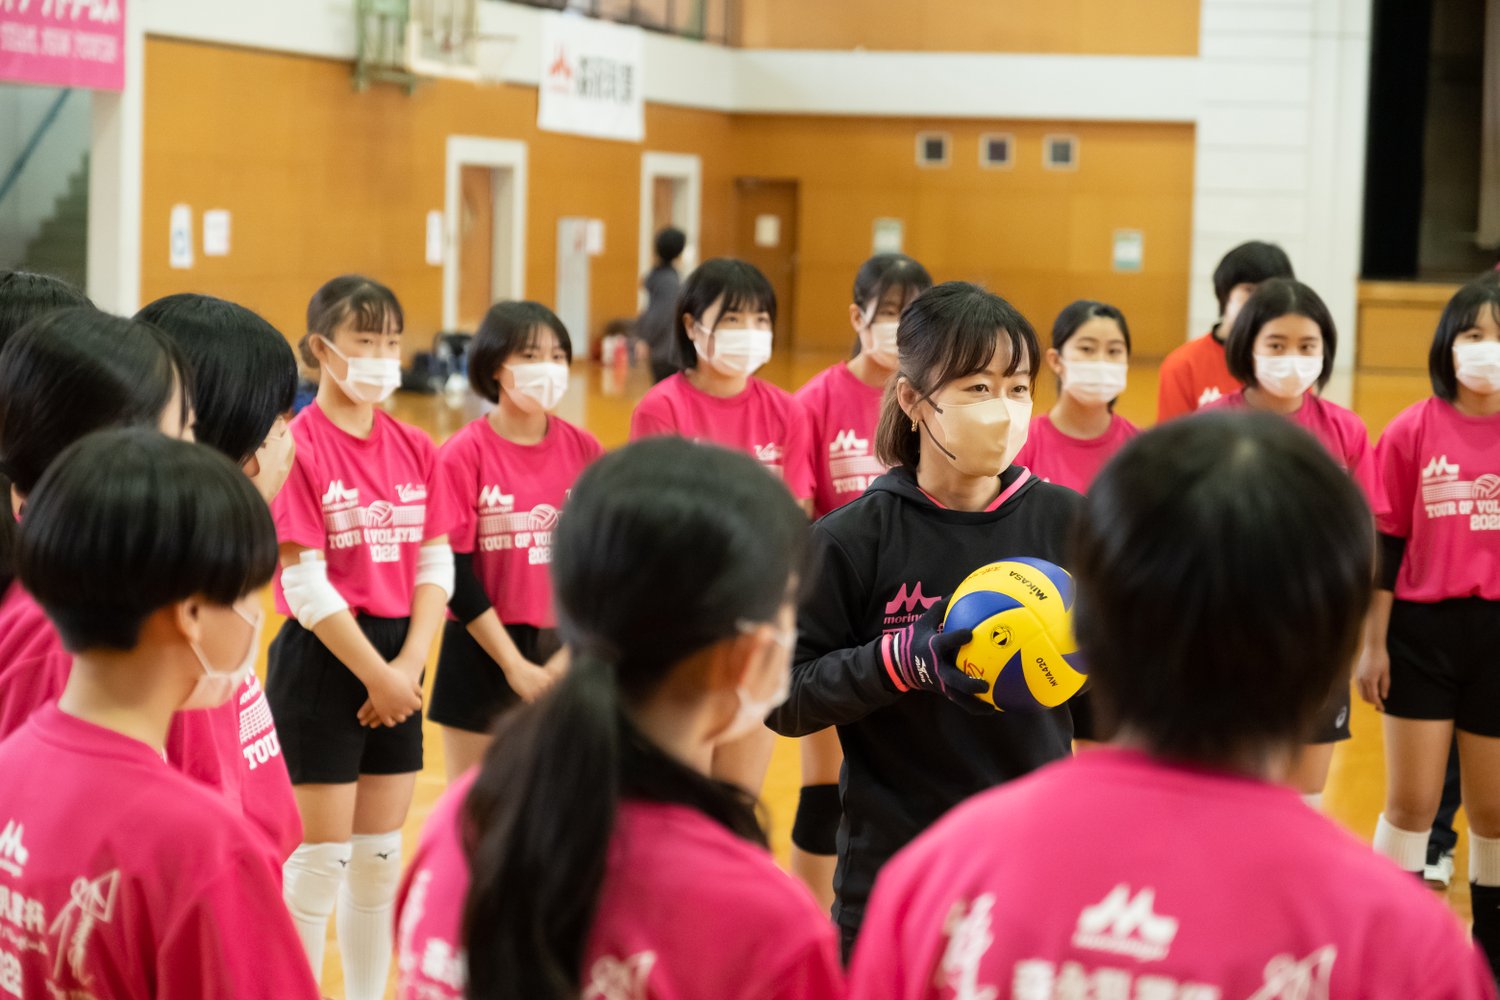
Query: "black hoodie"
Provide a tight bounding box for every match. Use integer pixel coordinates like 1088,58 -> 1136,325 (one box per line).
768,464 -> 1081,940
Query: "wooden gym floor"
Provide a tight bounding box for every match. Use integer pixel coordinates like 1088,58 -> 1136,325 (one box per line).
262,349 -> 1458,998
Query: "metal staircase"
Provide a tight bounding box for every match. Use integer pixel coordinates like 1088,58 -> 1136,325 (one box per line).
20,157 -> 88,291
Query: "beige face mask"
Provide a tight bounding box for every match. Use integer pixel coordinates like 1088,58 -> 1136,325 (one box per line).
918,393 -> 1032,478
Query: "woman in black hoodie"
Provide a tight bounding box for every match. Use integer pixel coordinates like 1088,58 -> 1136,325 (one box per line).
768,281 -> 1080,957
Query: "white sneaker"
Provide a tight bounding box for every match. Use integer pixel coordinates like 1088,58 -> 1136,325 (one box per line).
1423,851 -> 1455,890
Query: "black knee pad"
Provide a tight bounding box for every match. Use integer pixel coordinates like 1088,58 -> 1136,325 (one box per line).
791,783 -> 841,855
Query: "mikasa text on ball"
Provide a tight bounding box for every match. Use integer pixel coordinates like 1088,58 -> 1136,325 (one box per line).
942,558 -> 1086,712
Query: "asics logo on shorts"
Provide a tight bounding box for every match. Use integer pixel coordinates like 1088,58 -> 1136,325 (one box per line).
1072,884 -> 1179,961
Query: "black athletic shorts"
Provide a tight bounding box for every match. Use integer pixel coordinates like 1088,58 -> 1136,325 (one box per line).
265,615 -> 423,784
1386,598 -> 1500,737
1307,681 -> 1352,744
428,619 -> 561,734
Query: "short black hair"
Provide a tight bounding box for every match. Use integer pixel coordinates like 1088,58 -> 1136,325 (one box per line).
673,258 -> 777,370
1223,278 -> 1336,392
852,254 -> 933,311
1052,299 -> 1132,354
654,227 -> 686,265
0,270 -> 91,352
1428,276 -> 1500,401
136,293 -> 297,465
0,307 -> 190,495
875,282 -> 1037,468
299,275 -> 404,368
1072,411 -> 1373,763
18,429 -> 276,652
469,300 -> 573,404
1212,241 -> 1295,316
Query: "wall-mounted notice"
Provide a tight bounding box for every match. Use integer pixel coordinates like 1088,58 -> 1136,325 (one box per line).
203,210 -> 230,257
169,204 -> 193,269
754,214 -> 781,248
0,0 -> 125,91
873,217 -> 904,254
425,210 -> 444,266
1112,229 -> 1144,272
538,11 -> 644,142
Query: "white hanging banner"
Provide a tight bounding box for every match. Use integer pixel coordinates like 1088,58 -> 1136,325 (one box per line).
537,12 -> 644,143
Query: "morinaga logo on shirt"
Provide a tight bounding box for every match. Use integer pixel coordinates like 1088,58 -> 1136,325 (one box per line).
884,582 -> 941,632
1423,455 -> 1461,481
0,820 -> 28,877
582,951 -> 657,1000
478,485 -> 516,513
1072,884 -> 1179,962
395,483 -> 428,504
830,429 -> 869,455
1196,386 -> 1223,408
322,480 -> 360,510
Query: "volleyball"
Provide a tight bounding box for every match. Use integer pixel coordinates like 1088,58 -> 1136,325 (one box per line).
942,558 -> 1086,712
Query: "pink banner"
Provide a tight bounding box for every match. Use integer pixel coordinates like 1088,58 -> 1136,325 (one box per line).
0,0 -> 125,92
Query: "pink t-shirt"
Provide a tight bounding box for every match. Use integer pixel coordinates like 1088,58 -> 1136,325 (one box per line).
795,363 -> 887,517
630,373 -> 815,501
1013,413 -> 1140,494
1375,397 -> 1500,602
273,403 -> 454,618
438,416 -> 603,628
396,779 -> 845,1000
0,705 -> 321,1000
1202,391 -> 1377,498
163,674 -> 302,860
0,582 -> 69,741
850,749 -> 1494,1000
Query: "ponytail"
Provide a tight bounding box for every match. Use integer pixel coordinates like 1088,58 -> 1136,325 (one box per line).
461,653 -> 764,1000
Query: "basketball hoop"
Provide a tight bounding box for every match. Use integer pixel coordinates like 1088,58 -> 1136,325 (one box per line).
405,0 -> 514,85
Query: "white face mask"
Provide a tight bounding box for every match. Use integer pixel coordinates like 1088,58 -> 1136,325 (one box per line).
1254,354 -> 1322,400
1454,342 -> 1500,394
717,619 -> 794,745
181,605 -> 262,711
695,325 -> 773,378
505,362 -> 570,413
320,336 -> 402,404
859,312 -> 900,369
1061,360 -> 1128,406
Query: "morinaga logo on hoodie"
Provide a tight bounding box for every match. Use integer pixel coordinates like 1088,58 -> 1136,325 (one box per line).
883,582 -> 941,632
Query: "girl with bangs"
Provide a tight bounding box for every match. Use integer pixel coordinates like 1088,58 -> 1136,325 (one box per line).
630,258 -> 815,795
268,276 -> 456,1000
767,282 -> 1080,956
789,253 -> 932,908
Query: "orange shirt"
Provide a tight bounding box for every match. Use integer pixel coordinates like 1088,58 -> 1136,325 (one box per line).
1156,330 -> 1242,422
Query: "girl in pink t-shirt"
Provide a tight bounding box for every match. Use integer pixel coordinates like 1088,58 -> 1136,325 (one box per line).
395,437 -> 843,1000
1360,277 -> 1500,976
790,253 -> 931,911
1014,300 -> 1140,745
430,300 -> 602,780
1201,278 -> 1375,808
267,276 -> 454,1000
629,257 -> 814,794
1,429 -> 319,1000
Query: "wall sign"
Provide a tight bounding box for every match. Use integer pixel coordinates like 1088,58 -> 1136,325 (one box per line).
538,12 -> 644,143
0,0 -> 124,91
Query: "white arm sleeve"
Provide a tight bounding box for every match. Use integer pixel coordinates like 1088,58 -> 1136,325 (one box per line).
281,552 -> 349,629
415,543 -> 455,600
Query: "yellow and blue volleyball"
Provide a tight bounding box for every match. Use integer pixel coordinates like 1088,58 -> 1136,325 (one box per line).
942,558 -> 1086,712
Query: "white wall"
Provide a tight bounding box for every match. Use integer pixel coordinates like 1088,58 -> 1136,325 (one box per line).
122,0 -> 1373,353
0,84 -> 92,270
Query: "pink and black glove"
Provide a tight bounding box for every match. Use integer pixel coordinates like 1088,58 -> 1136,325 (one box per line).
881,599 -> 990,714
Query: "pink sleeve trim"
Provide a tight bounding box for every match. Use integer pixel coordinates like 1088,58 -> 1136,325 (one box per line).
881,633 -> 909,692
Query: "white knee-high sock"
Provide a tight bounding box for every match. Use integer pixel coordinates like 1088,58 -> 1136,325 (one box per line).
337,830 -> 404,1000
1471,830 -> 1500,886
1373,813 -> 1430,873
283,841 -> 351,985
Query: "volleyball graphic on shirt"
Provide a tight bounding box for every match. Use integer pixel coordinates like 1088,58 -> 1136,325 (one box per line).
943,558 -> 1086,712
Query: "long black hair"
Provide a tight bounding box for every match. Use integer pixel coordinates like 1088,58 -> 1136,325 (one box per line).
461,437 -> 808,1000
136,293 -> 297,465
0,308 -> 190,595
